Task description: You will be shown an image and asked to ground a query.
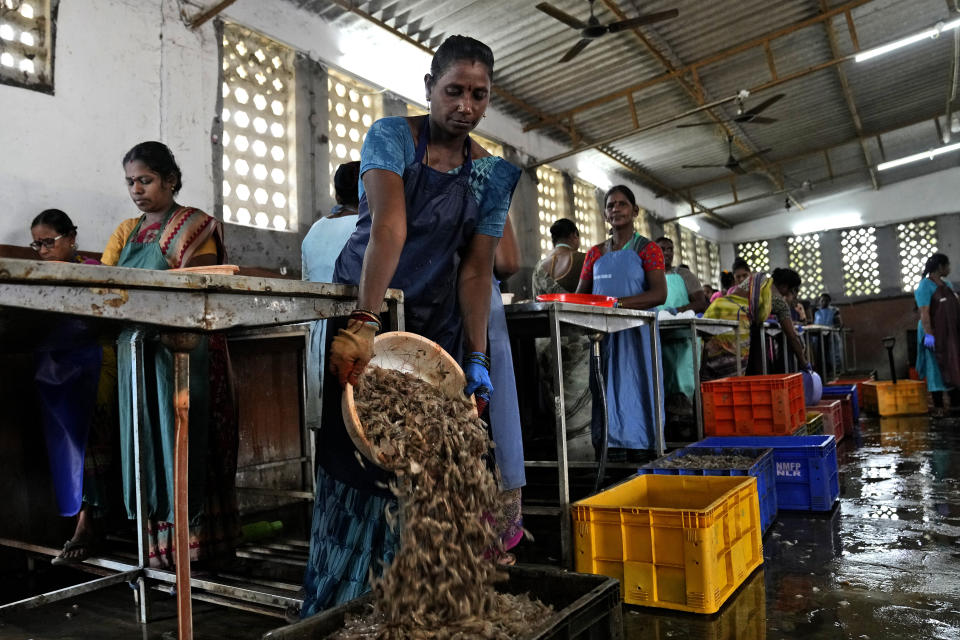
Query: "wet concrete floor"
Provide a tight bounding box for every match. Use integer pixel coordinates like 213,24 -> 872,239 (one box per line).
624,414 -> 960,639
3,415 -> 960,638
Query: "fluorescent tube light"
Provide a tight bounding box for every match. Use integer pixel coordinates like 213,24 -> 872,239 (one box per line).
856,18 -> 960,62
791,212 -> 862,236
877,142 -> 960,171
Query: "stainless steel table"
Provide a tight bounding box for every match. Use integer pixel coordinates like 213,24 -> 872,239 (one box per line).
503,301 -> 660,568
0,258 -> 403,638
658,316 -> 741,445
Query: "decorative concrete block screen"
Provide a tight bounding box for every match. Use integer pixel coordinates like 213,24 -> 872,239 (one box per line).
536,165 -> 568,259
736,240 -> 770,275
328,68 -> 382,199
0,0 -> 54,93
573,179 -> 603,251
841,227 -> 881,298
663,221 -> 680,252
787,233 -> 824,301
680,227 -> 697,275
696,236 -> 711,285
708,240 -> 721,287
897,220 -> 938,293
221,23 -> 297,231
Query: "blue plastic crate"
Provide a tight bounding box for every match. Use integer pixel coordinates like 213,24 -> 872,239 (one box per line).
690,436 -> 839,511
638,447 -> 778,533
823,385 -> 859,421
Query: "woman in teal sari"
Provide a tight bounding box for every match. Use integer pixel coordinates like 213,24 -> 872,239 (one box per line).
102,141 -> 238,568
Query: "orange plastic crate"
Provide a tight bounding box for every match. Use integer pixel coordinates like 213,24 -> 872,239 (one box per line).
702,374 -> 805,436
811,400 -> 844,442
834,376 -> 873,409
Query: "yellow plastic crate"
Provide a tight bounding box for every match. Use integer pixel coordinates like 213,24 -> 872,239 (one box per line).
572,475 -> 763,614
862,380 -> 927,416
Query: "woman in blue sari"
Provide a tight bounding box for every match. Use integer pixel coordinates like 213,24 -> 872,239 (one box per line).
300,36 -> 521,616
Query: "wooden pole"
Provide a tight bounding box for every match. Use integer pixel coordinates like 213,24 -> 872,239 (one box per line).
161,332 -> 202,640
188,0 -> 239,29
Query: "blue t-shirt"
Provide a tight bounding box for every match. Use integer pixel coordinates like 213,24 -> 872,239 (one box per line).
358,116 -> 520,238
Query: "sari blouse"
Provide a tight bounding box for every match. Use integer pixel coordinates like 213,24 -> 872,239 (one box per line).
101,208 -> 219,267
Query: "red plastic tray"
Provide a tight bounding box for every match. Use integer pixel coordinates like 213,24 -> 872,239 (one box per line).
536,293 -> 618,307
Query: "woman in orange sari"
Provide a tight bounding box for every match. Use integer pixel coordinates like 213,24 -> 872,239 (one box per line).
102,141 -> 238,568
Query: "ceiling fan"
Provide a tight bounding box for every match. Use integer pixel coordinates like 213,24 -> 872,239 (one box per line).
536,0 -> 679,63
682,136 -> 772,175
677,93 -> 786,128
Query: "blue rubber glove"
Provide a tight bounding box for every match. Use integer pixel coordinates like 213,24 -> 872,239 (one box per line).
924,333 -> 935,349
463,352 -> 493,411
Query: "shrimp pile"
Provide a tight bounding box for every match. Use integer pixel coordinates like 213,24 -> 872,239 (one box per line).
332,366 -> 551,639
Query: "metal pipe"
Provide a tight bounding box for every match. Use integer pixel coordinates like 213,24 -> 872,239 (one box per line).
188,0 -> 239,29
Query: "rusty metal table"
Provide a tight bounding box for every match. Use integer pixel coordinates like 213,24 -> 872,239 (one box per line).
0,258 -> 403,638
658,316 -> 741,446
503,301 -> 660,568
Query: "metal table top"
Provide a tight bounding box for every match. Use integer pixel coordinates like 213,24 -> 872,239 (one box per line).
0,258 -> 403,331
504,301 -> 655,333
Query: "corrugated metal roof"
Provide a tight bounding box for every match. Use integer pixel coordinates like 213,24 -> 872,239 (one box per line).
287,0 -> 960,226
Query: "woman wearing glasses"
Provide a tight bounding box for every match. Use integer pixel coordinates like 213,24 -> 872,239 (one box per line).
29,209 -> 118,564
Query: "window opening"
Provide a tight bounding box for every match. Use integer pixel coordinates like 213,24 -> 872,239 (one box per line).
221,23 -> 297,231
736,240 -> 770,275
841,227 -> 881,298
0,0 -> 55,93
536,165 -> 569,259
787,233 -> 825,301
328,68 -> 383,198
573,179 -> 604,251
897,220 -> 938,292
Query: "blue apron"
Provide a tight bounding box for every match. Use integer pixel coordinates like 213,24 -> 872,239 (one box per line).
34,321 -> 102,516
321,119 -> 480,491
334,119 -> 477,355
487,279 -> 525,490
590,236 -> 663,450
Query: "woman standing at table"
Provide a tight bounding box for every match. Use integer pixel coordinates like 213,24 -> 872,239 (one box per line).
915,253 -> 960,415
300,35 -> 521,616
102,141 -> 239,567
576,185 -> 666,456
29,210 -> 118,564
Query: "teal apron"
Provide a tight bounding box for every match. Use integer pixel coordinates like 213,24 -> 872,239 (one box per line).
116,207 -> 210,522
661,271 -> 696,399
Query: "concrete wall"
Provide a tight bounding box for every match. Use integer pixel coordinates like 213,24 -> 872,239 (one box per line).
2,0 -> 685,276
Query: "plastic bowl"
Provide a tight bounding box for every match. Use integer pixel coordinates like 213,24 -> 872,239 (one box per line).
803,370 -> 823,406
536,293 -> 618,307
342,331 -> 473,468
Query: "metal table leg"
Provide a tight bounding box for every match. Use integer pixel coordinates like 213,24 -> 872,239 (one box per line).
691,323 -> 703,441
547,310 -> 571,568
760,327 -> 768,374
129,330 -> 152,623
735,325 -> 742,376
160,332 -> 201,640
650,320 -> 664,457
818,330 -> 828,382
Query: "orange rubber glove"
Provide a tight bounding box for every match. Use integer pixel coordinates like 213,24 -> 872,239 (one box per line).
329,319 -> 377,387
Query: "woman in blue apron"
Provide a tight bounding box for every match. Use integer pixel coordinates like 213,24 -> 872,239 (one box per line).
102,142 -> 237,568
577,186 -> 667,457
300,35 -> 521,616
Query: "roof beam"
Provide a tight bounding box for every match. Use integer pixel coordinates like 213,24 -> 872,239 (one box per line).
672,109 -> 948,193
323,0 -> 582,142
523,0 -> 877,134
598,0 -> 801,209
598,147 -> 732,229
818,0 -> 879,190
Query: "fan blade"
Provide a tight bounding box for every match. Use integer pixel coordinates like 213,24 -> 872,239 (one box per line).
560,38 -> 592,63
729,164 -> 748,175
676,122 -> 718,128
682,164 -> 727,169
608,9 -> 680,32
741,93 -> 785,117
739,148 -> 773,162
737,115 -> 777,125
536,3 -> 588,30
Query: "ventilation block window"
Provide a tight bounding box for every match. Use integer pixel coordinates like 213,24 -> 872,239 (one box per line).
536,165 -> 569,259
635,208 -> 652,239
328,68 -> 383,198
787,233 -> 824,301
679,227 -> 697,274
573,179 -> 603,251
708,241 -> 721,286
736,240 -> 770,275
221,23 -> 297,231
696,236 -> 711,285
841,227 -> 881,298
663,221 -> 680,251
897,220 -> 938,292
0,0 -> 55,93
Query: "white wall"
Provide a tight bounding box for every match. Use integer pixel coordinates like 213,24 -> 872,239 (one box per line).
0,0 -> 218,251
720,166 -> 960,244
1,0 -> 670,258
